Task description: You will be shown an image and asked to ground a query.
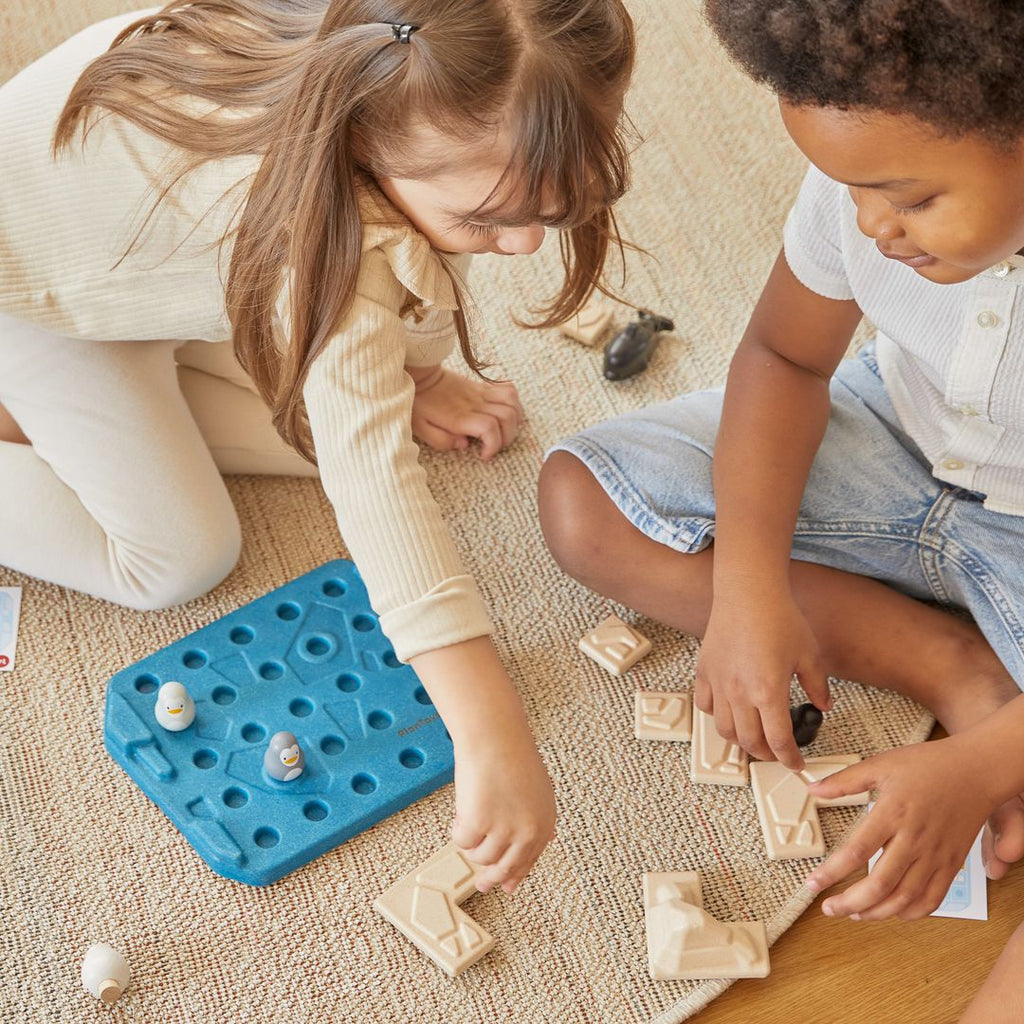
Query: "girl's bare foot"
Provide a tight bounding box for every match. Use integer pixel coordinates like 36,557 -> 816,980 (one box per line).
0,402 -> 28,444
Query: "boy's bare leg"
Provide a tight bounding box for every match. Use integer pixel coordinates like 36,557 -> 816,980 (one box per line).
959,920 -> 1024,1023
0,402 -> 29,444
539,451 -> 1024,874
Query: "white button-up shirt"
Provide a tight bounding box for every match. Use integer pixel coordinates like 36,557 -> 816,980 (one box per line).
785,164 -> 1024,515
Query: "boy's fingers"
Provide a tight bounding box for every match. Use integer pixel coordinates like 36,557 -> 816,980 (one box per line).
732,705 -> 773,761
762,702 -> 804,771
849,859 -> 937,921
821,839 -> 911,916
693,674 -> 713,715
806,812 -> 889,895
799,665 -> 832,712
807,760 -> 874,801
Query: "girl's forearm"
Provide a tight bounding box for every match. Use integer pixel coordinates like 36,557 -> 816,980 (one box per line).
409,635 -> 536,754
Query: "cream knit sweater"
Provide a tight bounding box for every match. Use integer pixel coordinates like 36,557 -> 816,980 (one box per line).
0,9 -> 493,661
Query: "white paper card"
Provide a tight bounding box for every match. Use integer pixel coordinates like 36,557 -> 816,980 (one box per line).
867,803 -> 987,920
0,586 -> 22,672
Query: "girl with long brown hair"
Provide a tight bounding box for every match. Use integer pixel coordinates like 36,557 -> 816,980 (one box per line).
0,0 -> 635,891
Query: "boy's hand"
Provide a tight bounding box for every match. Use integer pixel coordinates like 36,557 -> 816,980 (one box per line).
408,365 -> 524,460
804,737 -> 992,920
450,737 -> 556,894
695,592 -> 830,770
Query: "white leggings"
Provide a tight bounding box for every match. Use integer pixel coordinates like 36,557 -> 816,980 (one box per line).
0,312 -> 316,609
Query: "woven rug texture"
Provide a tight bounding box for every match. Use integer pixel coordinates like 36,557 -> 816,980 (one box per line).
0,2 -> 934,1022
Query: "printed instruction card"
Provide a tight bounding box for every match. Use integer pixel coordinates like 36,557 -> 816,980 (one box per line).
0,586 -> 22,672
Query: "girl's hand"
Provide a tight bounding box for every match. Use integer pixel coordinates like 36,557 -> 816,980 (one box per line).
804,737 -> 992,920
408,365 -> 524,460
450,734 -> 556,894
695,591 -> 830,770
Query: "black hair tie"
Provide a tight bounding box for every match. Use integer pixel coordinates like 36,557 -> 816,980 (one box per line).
391,23 -> 418,44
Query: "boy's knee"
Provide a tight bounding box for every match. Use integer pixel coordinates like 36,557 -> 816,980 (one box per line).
538,451 -> 611,581
113,512 -> 242,611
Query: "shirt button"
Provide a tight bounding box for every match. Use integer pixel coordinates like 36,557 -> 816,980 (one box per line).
977,310 -> 1000,328
941,458 -> 965,471
993,261 -> 1013,278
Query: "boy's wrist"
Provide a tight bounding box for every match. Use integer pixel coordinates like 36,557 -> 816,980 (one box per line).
950,700 -> 1024,809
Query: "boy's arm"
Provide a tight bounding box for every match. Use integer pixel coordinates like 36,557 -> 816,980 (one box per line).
703,248 -> 862,767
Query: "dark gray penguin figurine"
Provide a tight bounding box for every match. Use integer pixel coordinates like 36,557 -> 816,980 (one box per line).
602,309 -> 675,380
264,730 -> 305,781
790,703 -> 824,747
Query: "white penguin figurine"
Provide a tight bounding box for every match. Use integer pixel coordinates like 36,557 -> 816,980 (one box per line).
81,943 -> 130,1005
264,731 -> 305,781
154,681 -> 195,731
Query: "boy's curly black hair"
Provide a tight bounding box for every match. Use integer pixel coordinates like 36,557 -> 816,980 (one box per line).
704,0 -> 1024,142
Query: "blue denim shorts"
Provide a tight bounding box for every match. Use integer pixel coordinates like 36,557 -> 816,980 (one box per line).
549,346 -> 1024,688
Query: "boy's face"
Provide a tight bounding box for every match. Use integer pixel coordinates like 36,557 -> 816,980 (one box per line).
780,101 -> 1024,286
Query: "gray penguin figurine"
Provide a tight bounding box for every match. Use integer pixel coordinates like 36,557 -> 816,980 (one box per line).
264,731 -> 305,781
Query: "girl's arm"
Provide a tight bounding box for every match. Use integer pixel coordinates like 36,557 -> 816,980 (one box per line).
411,637 -> 555,893
701,248 -> 862,767
300,245 -> 553,892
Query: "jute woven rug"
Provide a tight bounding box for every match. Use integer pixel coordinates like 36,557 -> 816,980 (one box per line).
0,2 -> 934,1021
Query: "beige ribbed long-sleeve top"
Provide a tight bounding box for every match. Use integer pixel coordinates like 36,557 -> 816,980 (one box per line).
0,9 -> 493,660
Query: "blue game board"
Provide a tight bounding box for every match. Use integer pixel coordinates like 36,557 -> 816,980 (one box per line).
103,561 -> 454,886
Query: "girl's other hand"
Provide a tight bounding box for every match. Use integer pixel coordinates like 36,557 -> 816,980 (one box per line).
450,735 -> 556,894
408,365 -> 524,460
694,591 -> 830,770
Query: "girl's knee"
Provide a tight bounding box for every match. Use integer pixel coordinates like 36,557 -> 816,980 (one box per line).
538,451 -> 616,580
113,513 -> 242,611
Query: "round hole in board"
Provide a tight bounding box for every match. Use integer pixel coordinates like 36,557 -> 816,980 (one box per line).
336,674 -> 361,693
253,827 -> 279,849
399,748 -> 425,769
320,735 -> 345,755
367,710 -> 392,730
211,686 -> 236,706
382,651 -> 402,668
223,787 -> 248,809
276,602 -> 301,621
193,749 -> 218,770
321,579 -> 347,598
303,634 -> 334,658
413,686 -> 432,706
259,661 -> 284,681
289,698 -> 314,718
134,673 -> 159,694
351,773 -> 377,796
229,626 -> 254,645
351,615 -> 375,633
241,723 -> 266,743
303,801 -> 330,822
182,650 -> 208,670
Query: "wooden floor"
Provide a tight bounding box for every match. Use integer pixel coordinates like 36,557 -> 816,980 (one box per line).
696,727 -> 1024,1024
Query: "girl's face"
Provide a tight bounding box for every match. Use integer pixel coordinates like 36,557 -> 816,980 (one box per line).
780,101 -> 1024,286
376,127 -> 549,257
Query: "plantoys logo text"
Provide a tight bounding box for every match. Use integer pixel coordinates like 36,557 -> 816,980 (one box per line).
397,713 -> 439,737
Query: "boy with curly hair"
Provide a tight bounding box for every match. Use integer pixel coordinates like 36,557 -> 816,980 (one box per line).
540,0 -> 1024,947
